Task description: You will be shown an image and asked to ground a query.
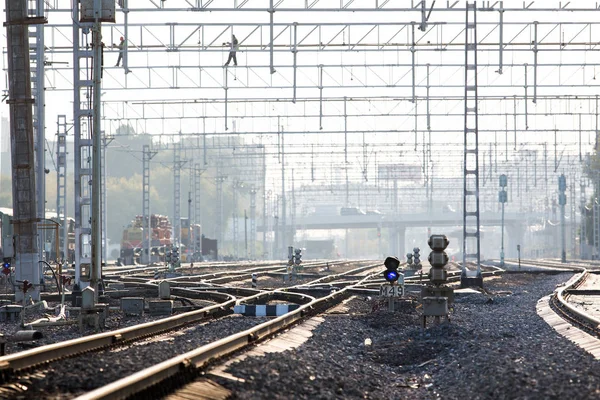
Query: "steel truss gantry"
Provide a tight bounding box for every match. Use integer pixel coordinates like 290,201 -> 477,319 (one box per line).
32,1 -> 600,12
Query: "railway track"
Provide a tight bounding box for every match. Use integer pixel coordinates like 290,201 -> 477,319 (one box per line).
537,269 -> 600,360
0,261 -> 381,397
72,262 -> 504,399
74,270 -> 381,400
500,258 -> 593,272
548,270 -> 600,336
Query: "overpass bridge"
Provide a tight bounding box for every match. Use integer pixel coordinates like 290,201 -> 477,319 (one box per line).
257,211 -> 549,259
257,211 -> 544,231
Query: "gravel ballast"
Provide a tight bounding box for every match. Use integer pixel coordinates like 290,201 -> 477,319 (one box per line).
1,315 -> 269,400
220,273 -> 600,399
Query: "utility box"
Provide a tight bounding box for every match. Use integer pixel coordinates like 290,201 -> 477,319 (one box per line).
421,286 -> 454,305
81,287 -> 95,309
80,0 -> 116,22
121,297 -> 144,316
158,280 -> 170,300
422,296 -> 448,317
0,305 -> 22,322
149,300 -> 173,316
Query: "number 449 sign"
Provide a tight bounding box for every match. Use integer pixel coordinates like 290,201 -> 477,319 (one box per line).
379,284 -> 404,298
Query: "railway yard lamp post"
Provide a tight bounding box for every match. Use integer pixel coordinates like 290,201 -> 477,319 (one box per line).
499,174 -> 508,267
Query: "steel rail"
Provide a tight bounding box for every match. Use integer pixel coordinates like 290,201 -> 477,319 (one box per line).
74,270 -> 380,400
551,270 -> 600,332
503,258 -> 590,272
0,260 -> 374,380
0,288 -> 312,380
0,291 -> 234,379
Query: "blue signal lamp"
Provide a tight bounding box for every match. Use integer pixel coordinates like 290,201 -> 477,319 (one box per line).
384,269 -> 400,283
2,261 -> 10,269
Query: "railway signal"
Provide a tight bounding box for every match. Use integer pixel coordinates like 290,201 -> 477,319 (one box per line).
294,248 -> 302,265
383,256 -> 401,283
406,253 -> 413,265
172,246 -> 179,264
413,247 -> 421,266
421,234 -> 454,328
428,235 -> 449,284
380,256 -> 404,311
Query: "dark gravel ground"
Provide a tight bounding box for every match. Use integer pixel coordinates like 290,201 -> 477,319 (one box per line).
219,272 -> 600,400
1,315 -> 269,400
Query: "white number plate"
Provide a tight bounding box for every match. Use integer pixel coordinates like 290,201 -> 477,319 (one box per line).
379,285 -> 401,297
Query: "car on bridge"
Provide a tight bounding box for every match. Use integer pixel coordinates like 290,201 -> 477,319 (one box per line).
340,207 -> 366,216
366,210 -> 384,215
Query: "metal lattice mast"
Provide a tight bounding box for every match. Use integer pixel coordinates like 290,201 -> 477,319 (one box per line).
5,0 -> 44,301
273,196 -> 279,259
101,133 -> 113,265
580,180 -> 587,259
250,186 -> 257,260
291,169 -> 296,245
280,124 -> 286,255
594,199 -> 599,259
56,115 -> 68,260
193,164 -> 202,256
216,175 -> 225,253
30,0 -> 46,260
142,145 -> 157,264
173,141 -> 182,247
233,181 -> 239,259
570,171 -> 576,257
72,2 -> 93,288
462,2 -> 482,281
262,147 -> 267,259
90,0 -> 106,297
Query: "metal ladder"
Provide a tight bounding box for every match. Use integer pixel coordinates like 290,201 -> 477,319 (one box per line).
462,1 -> 482,282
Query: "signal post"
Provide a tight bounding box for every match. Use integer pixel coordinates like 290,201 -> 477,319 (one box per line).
421,234 -> 454,328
